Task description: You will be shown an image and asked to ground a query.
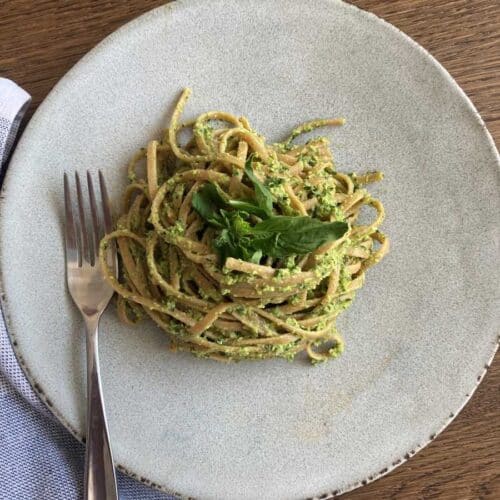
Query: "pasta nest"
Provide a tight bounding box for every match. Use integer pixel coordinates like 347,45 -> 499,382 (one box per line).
100,89 -> 388,363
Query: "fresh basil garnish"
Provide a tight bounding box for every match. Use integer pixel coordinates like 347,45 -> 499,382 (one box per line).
244,157 -> 274,217
191,171 -> 348,264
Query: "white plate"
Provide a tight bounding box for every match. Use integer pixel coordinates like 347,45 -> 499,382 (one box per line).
1,1 -> 499,498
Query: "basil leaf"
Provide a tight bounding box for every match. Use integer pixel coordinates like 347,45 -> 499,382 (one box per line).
192,184 -> 226,227
244,157 -> 274,217
252,216 -> 321,233
227,200 -> 269,219
212,181 -> 268,218
193,182 -> 268,222
274,222 -> 347,255
252,216 -> 348,258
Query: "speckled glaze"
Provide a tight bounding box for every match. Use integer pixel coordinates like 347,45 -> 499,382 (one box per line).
0,1 -> 498,498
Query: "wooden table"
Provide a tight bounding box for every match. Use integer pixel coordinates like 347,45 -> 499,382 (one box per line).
1,1 -> 498,498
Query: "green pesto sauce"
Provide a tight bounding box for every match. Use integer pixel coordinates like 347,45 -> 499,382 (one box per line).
313,248 -> 343,279
122,122 -> 383,365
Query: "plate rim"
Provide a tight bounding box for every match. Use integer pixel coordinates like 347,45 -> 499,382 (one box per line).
0,0 -> 498,498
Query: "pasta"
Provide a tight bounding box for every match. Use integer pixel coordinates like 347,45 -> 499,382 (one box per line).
99,88 -> 389,363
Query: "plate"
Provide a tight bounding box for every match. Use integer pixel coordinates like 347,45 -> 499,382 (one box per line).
1,0 -> 499,498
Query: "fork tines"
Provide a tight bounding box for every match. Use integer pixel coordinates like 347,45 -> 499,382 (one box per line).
64,171 -> 113,268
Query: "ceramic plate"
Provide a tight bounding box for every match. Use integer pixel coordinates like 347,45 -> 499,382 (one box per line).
1,1 -> 499,498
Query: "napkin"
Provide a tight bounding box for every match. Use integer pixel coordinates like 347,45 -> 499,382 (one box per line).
0,78 -> 172,500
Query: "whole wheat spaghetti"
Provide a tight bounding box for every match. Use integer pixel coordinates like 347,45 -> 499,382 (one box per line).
100,89 -> 388,363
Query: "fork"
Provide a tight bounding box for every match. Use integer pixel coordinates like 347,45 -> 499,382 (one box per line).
64,171 -> 118,500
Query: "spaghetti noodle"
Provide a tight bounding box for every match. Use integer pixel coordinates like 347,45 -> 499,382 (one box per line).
99,89 -> 388,363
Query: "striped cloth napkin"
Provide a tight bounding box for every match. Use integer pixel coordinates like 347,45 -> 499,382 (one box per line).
0,78 -> 172,500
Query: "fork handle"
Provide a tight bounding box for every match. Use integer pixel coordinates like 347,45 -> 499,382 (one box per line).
83,314 -> 118,500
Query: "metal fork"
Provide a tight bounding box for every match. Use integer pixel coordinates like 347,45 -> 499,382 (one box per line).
64,171 -> 118,500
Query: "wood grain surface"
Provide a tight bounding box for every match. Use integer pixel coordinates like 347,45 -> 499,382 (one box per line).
1,1 -> 498,498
